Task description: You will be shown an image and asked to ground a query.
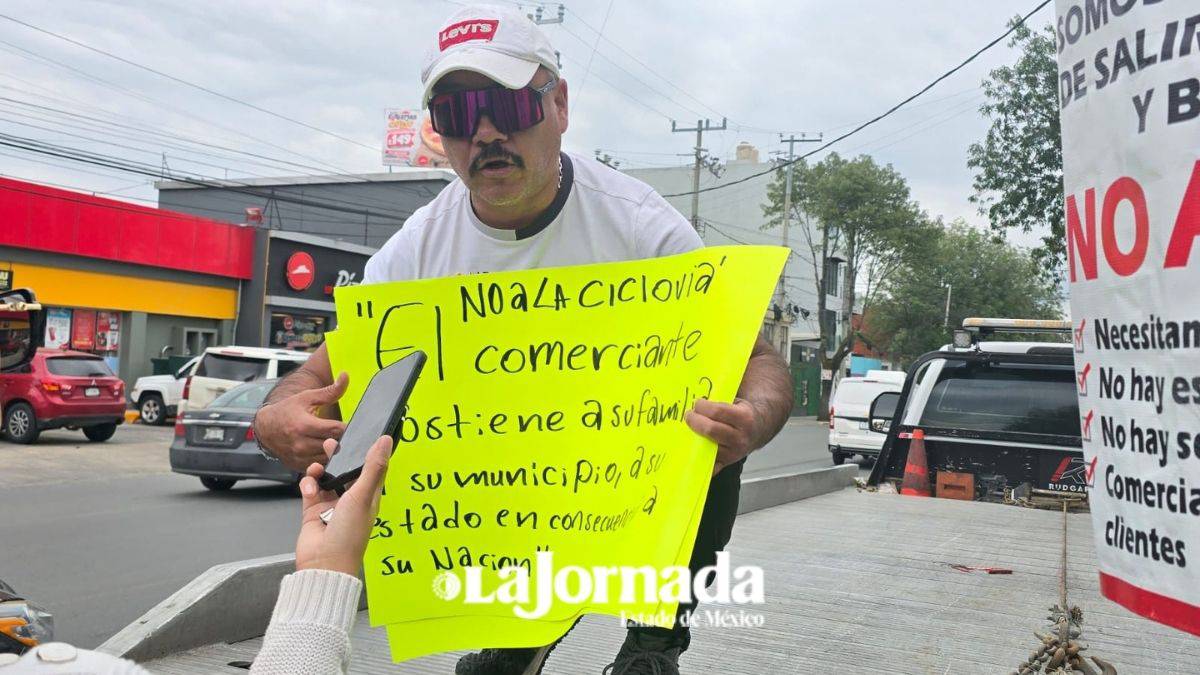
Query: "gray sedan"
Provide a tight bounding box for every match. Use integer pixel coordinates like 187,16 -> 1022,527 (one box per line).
169,379 -> 301,491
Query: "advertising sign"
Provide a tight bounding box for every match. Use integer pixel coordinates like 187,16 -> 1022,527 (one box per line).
285,252 -> 316,292
44,307 -> 71,350
70,309 -> 96,351
383,108 -> 421,166
96,310 -> 120,352
1055,0 -> 1200,635
270,313 -> 325,349
266,238 -> 369,303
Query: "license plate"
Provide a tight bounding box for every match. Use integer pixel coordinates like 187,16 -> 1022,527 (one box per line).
84,387 -> 100,397
858,421 -> 869,430
203,427 -> 225,441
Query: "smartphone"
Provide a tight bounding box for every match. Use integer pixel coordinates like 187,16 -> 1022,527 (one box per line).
318,350 -> 425,494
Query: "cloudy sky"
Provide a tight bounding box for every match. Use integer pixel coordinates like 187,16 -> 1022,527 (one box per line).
0,0 -> 1053,238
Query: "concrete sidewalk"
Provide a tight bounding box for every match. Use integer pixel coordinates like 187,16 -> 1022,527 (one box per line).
141,489 -> 1200,674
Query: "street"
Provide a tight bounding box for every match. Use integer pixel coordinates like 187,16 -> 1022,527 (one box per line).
0,416 -> 846,648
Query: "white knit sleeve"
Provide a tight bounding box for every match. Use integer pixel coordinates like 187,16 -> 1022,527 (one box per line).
250,569 -> 362,675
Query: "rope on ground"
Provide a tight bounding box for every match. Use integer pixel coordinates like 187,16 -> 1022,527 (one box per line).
1011,500 -> 1116,675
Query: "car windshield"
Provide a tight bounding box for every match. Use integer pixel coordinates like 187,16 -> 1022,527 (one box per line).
45,357 -> 112,377
209,379 -> 276,409
275,359 -> 304,378
194,353 -> 268,382
918,362 -> 1079,437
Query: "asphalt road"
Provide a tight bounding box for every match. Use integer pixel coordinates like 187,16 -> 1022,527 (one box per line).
0,417 -> 850,648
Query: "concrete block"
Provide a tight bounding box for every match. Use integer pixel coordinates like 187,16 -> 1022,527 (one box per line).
737,465 -> 857,514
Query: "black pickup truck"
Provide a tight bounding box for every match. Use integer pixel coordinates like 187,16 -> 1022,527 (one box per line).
867,318 -> 1087,499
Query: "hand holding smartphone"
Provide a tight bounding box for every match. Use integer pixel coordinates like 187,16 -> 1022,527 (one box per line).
317,351 -> 425,495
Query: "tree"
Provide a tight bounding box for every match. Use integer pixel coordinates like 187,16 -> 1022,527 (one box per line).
763,152 -> 925,419
867,220 -> 1063,366
967,20 -> 1063,275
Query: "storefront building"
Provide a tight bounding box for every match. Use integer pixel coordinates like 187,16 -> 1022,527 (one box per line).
0,177 -> 254,385
236,229 -> 374,349
156,168 -> 454,249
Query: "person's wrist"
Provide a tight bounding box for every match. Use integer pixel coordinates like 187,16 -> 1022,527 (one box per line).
252,408 -> 278,460
298,554 -> 359,577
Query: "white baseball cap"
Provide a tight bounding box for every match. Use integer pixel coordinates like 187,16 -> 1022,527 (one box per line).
421,4 -> 560,107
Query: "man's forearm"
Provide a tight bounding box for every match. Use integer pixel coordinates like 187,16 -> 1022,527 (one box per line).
265,366 -> 327,405
737,336 -> 795,450
265,344 -> 335,405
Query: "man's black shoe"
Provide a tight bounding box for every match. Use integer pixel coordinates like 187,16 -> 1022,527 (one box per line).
456,618 -> 579,675
603,630 -> 682,675
455,647 -> 551,675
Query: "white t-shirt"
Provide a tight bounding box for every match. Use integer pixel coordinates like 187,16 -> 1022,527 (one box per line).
362,152 -> 702,282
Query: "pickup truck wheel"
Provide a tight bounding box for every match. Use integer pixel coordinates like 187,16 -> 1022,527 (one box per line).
139,394 -> 166,426
4,402 -> 40,444
83,423 -> 117,442
200,476 -> 237,491
831,452 -> 846,465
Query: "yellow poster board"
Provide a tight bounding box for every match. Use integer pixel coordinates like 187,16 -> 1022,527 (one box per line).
327,245 -> 786,661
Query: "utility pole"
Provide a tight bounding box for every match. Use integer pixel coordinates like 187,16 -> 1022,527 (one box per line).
530,4 -> 564,24
775,133 -> 822,314
529,3 -> 565,69
943,284 -> 953,328
671,118 -> 726,231
594,150 -> 621,169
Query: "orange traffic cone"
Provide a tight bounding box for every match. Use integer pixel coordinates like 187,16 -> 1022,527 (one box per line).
900,429 -> 931,497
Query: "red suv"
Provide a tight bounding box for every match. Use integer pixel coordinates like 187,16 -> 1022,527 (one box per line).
0,349 -> 125,444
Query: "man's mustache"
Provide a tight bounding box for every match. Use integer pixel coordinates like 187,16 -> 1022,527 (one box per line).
470,144 -> 525,175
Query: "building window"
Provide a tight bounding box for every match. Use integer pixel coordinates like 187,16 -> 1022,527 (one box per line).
823,260 -> 841,297
184,328 -> 217,356
822,309 -> 839,352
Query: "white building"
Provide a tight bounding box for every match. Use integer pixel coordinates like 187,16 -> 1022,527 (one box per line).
623,142 -> 842,363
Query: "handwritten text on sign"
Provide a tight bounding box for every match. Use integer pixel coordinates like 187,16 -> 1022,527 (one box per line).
327,246 -> 786,661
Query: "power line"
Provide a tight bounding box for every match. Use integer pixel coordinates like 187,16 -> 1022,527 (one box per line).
0,178 -> 400,239
0,98 -> 441,217
0,92 -> 438,208
861,96 -> 988,154
0,36 -> 445,214
842,93 -> 986,155
0,132 -> 418,221
700,220 -> 756,247
662,0 -> 1052,198
0,39 -> 359,178
573,0 -> 616,101
0,114 -> 277,179
556,24 -> 704,120
554,49 -> 676,121
0,14 -> 379,154
817,85 -> 983,135
595,147 -> 691,157
562,7 -> 751,129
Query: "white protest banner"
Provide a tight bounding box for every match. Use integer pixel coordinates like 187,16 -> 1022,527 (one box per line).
1055,0 -> 1200,635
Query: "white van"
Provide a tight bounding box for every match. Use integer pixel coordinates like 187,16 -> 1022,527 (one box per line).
181,346 -> 309,411
829,370 -> 904,464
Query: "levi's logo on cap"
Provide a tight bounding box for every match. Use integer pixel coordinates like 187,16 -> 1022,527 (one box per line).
439,19 -> 499,51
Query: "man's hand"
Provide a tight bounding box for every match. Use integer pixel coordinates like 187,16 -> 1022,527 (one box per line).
253,372 -> 349,471
295,435 -> 392,577
685,398 -> 768,476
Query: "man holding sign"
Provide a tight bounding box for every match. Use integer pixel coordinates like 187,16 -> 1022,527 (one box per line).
253,5 -> 793,673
